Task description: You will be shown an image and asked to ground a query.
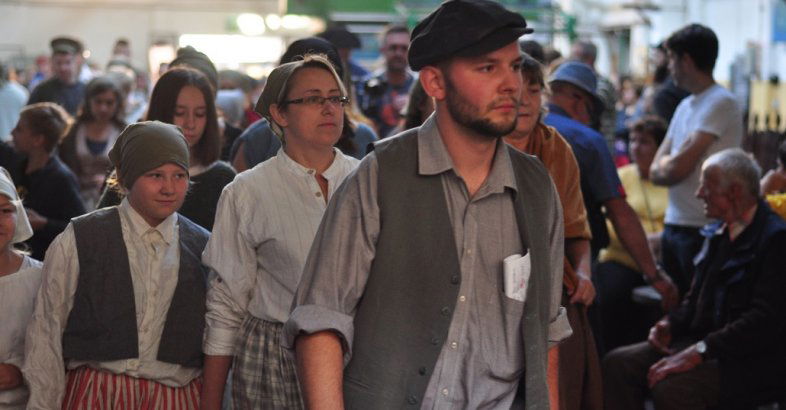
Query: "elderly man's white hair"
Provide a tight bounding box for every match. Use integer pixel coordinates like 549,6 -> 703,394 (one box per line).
702,148 -> 762,198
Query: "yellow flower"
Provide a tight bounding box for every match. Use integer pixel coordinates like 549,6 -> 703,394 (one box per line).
766,193 -> 786,221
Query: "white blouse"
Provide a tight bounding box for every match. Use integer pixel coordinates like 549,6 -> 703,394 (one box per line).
203,148 -> 359,355
0,255 -> 42,410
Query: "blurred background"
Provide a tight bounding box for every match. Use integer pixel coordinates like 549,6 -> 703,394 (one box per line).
2,0 -> 786,144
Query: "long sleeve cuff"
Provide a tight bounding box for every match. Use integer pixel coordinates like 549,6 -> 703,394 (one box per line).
282,305 -> 355,366
548,306 -> 572,347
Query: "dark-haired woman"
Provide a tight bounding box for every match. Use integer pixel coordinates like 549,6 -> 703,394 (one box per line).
99,67 -> 235,231
595,116 -> 672,353
59,76 -> 126,208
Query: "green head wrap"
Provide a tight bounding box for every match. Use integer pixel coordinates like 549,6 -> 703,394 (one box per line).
109,121 -> 190,189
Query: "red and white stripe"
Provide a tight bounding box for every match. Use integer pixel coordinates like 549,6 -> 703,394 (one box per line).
62,366 -> 201,410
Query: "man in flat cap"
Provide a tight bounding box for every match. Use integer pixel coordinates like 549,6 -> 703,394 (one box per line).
284,1 -> 570,408
28,36 -> 86,116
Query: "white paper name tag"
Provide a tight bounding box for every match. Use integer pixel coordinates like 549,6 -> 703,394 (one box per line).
503,253 -> 531,302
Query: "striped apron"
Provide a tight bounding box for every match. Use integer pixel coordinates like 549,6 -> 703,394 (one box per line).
62,366 -> 201,410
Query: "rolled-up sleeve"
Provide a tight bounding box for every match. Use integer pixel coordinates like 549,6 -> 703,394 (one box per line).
548,306 -> 572,346
282,154 -> 380,364
203,275 -> 246,355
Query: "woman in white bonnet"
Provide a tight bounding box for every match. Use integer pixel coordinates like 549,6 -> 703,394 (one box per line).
0,166 -> 41,410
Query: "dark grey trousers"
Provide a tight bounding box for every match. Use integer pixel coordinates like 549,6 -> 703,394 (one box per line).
602,341 -> 719,410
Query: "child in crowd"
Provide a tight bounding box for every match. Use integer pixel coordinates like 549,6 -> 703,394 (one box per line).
0,167 -> 42,410
10,103 -> 85,260
59,76 -> 126,208
24,121 -> 210,409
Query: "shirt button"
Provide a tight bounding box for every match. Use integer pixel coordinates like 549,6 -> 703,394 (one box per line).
466,249 -> 473,255
308,170 -> 315,175
418,367 -> 427,375
407,395 -> 418,405
440,307 -> 450,316
450,341 -> 458,349
459,295 -> 466,302
442,388 -> 449,396
430,337 -> 440,345
450,275 -> 460,284
315,192 -> 322,197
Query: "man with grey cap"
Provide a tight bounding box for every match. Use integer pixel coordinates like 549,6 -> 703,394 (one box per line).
28,37 -> 86,115
544,61 -> 677,409
283,1 -> 570,408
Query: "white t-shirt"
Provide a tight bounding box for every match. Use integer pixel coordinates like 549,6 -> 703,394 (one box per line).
0,256 -> 42,410
664,83 -> 743,227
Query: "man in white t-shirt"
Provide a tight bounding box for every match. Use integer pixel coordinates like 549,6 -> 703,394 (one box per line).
650,23 -> 743,294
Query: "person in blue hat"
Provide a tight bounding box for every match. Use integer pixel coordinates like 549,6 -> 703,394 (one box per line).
544,60 -> 678,409
284,0 -> 571,408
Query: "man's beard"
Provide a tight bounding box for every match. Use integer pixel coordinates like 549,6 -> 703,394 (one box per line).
444,76 -> 517,139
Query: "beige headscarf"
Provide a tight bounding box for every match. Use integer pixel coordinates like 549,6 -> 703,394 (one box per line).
254,54 -> 346,138
108,121 -> 190,189
0,167 -> 33,244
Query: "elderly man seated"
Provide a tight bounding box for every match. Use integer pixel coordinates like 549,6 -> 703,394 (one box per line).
602,148 -> 786,410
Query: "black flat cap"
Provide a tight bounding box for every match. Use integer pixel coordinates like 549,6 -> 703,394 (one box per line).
409,0 -> 532,71
319,26 -> 361,49
51,36 -> 83,55
280,37 -> 344,79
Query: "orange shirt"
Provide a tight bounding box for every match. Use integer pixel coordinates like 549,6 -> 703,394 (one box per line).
507,123 -> 591,292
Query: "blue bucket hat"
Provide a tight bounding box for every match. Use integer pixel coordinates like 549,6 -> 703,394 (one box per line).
549,61 -> 603,111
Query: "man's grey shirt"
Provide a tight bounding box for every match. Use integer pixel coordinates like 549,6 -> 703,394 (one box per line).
284,115 -> 570,409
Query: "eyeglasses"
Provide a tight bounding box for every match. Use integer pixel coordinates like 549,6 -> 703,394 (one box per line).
283,95 -> 350,108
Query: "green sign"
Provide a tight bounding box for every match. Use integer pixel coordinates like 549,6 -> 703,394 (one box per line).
288,0 -> 395,16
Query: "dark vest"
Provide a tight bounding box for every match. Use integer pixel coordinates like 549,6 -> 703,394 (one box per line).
62,207 -> 210,368
343,130 -> 560,409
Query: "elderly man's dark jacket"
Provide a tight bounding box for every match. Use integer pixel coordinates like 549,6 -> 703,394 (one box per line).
668,200 -> 786,407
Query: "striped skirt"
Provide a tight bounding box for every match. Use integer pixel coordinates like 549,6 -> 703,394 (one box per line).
231,316 -> 304,410
61,366 -> 201,410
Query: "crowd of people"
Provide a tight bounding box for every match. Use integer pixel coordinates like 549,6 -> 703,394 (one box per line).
1,0 -> 785,409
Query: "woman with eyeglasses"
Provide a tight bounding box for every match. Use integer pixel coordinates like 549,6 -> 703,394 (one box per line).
200,54 -> 358,409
